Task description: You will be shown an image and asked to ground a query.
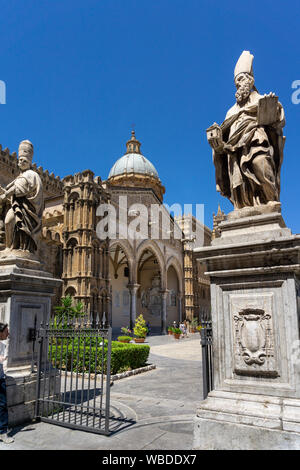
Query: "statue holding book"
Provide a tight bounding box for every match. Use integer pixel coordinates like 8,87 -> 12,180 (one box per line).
207,51 -> 285,211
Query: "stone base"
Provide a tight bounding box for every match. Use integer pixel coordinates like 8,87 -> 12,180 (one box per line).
193,390 -> 300,450
212,212 -> 291,246
0,257 -> 61,427
6,374 -> 38,427
6,371 -> 61,427
194,417 -> 300,450
227,201 -> 281,220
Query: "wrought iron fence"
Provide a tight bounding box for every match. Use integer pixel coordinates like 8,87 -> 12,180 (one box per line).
200,321 -> 213,399
35,315 -> 113,435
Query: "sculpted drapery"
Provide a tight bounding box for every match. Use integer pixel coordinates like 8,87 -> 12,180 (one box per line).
208,51 -> 285,210
0,140 -> 43,253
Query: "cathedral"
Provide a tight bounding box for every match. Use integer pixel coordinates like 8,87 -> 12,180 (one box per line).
0,131 -> 211,334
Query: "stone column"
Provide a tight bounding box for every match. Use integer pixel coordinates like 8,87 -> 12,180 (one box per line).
160,290 -> 168,335
128,284 -> 139,331
178,293 -> 183,323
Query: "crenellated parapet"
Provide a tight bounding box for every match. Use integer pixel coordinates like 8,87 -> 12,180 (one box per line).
0,143 -> 63,198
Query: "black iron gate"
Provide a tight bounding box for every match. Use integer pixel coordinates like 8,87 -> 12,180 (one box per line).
200,321 -> 213,399
35,317 -> 112,435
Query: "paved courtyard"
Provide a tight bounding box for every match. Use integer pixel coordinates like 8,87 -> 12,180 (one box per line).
1,333 -> 203,450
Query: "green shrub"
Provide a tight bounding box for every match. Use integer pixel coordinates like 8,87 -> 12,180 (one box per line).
190,318 -> 198,329
173,328 -> 182,334
110,344 -> 150,374
133,314 -> 147,338
117,336 -> 132,342
49,338 -> 150,375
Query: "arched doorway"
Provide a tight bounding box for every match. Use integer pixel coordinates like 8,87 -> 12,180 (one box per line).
137,248 -> 163,335
166,265 -> 180,326
109,243 -> 131,331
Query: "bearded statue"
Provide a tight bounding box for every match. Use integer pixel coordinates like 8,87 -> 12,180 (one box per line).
207,51 -> 285,212
0,140 -> 43,253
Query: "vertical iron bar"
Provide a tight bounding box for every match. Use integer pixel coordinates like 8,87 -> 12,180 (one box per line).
200,326 -> 209,400
51,327 -> 59,420
74,327 -> 81,425
80,331 -> 86,425
68,329 -> 75,423
99,331 -> 105,429
62,325 -> 70,422
47,329 -> 54,417
104,327 -> 112,434
92,330 -> 98,428
86,329 -> 93,427
41,324 -> 49,418
57,326 -> 64,421
35,330 -> 44,418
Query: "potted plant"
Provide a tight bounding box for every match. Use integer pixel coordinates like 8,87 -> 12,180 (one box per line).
190,318 -> 198,333
173,327 -> 182,339
133,314 -> 147,343
196,325 -> 202,334
121,326 -> 132,336
168,327 -> 174,335
117,335 -> 132,343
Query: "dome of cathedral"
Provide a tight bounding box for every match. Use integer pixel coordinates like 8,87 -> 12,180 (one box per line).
108,153 -> 159,179
108,131 -> 159,180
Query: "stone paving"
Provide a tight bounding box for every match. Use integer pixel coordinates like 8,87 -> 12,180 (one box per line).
0,333 -> 203,450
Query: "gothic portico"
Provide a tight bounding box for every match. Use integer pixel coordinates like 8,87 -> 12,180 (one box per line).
107,132 -> 185,334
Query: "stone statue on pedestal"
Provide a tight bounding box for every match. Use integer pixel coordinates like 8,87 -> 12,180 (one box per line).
207,51 -> 285,212
0,140 -> 61,428
194,51 -> 300,450
0,140 -> 43,253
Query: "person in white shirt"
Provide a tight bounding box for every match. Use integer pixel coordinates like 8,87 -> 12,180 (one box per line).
0,323 -> 14,444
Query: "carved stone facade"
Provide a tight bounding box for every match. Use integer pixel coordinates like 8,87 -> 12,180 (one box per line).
176,215 -> 211,322
62,170 -> 110,322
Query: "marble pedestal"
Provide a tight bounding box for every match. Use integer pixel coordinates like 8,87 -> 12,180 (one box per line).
193,212 -> 300,450
0,256 -> 61,427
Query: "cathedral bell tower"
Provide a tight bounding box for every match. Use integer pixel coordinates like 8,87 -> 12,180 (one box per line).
62,170 -> 111,323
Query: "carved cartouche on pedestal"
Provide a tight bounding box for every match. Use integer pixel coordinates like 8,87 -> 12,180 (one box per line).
207,50 -> 285,218
233,308 -> 277,377
0,140 -> 43,256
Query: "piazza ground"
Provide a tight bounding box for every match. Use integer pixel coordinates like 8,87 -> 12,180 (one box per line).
0,334 -> 202,450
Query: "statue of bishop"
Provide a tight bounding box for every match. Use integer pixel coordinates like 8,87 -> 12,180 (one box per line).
0,140 -> 43,253
207,51 -> 285,211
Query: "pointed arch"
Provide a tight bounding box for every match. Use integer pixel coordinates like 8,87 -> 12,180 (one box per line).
136,240 -> 166,288
166,256 -> 184,293
109,240 -> 134,283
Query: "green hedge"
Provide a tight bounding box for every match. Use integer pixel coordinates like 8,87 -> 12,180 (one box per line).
49,338 -> 150,375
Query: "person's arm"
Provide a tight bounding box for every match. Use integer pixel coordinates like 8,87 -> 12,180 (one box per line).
0,342 -> 6,362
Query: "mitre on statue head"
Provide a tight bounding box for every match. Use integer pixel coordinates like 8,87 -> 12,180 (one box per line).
18,139 -> 34,162
234,50 -> 254,79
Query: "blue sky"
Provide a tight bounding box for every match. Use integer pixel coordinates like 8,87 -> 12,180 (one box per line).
0,0 -> 299,231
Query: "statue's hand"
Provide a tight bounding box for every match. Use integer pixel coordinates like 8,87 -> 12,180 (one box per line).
206,123 -> 223,152
223,143 -> 235,153
0,194 -> 6,204
209,138 -> 224,153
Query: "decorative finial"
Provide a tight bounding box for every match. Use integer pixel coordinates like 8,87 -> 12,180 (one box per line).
126,128 -> 141,154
